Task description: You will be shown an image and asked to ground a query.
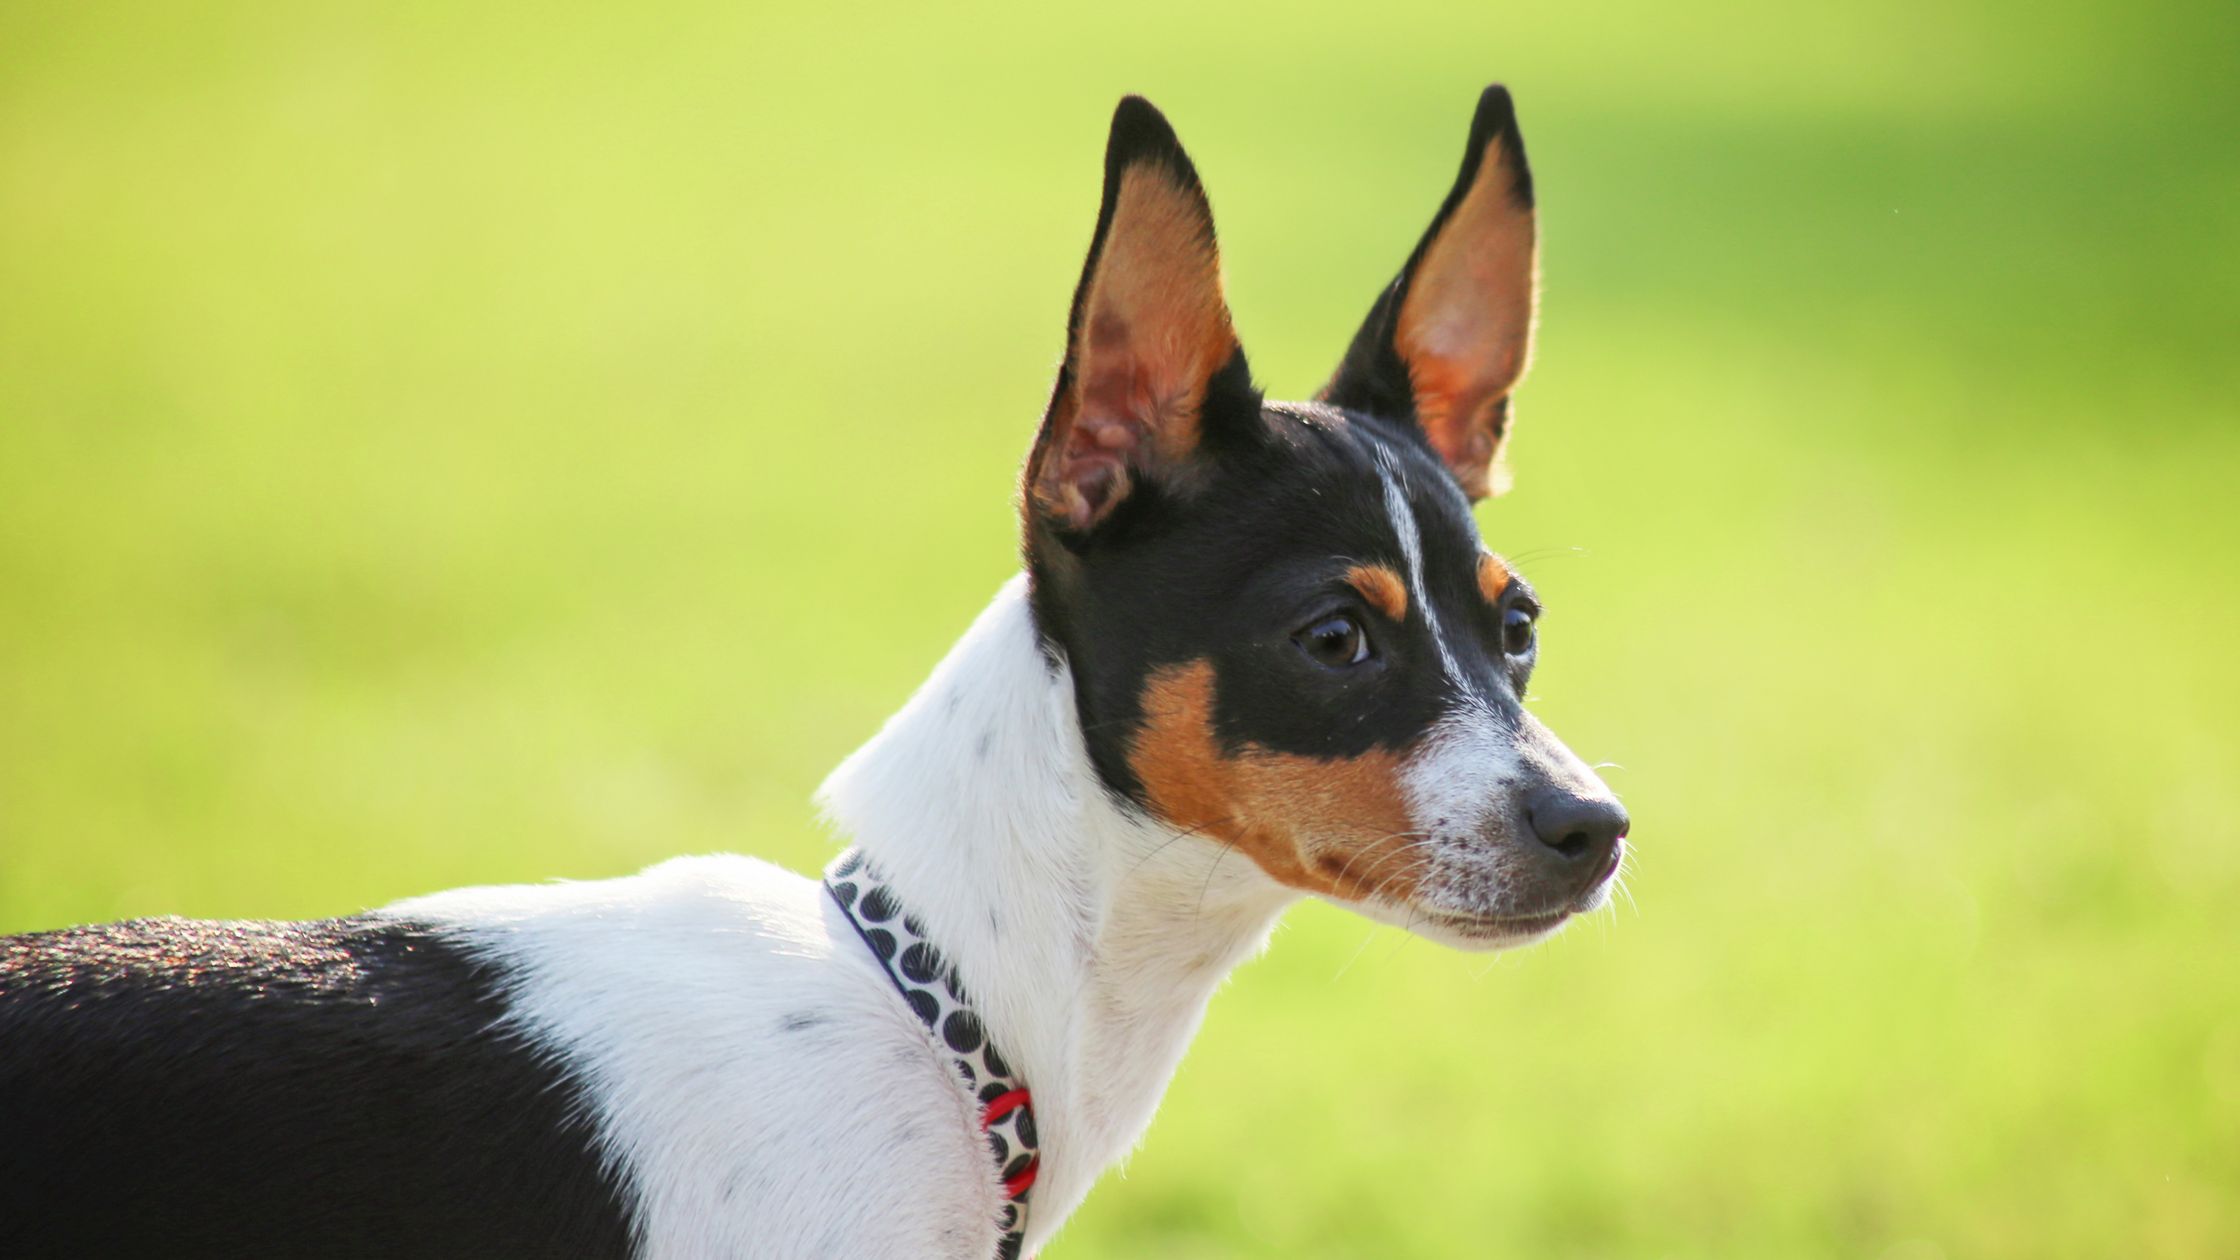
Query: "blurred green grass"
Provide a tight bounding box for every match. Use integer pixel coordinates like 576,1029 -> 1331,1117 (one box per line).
3,1 -> 2237,1256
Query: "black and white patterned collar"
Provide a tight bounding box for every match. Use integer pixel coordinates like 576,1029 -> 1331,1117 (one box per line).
824,849 -> 1038,1260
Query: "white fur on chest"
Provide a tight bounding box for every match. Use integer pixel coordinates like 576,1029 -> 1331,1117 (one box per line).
387,856 -> 1005,1260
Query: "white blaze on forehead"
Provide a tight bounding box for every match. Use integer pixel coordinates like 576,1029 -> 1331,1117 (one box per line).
1373,445 -> 1485,708
1373,442 -> 1518,851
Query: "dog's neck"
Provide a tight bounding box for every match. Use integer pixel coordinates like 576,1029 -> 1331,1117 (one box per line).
818,575 -> 1296,1247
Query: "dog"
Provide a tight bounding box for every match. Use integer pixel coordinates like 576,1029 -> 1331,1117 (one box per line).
0,86 -> 1626,1259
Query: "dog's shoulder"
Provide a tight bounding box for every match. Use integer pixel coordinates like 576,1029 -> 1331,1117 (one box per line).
393,854 -> 1011,1258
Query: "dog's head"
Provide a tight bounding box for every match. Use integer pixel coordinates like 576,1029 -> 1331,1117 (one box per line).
1022,89 -> 1625,950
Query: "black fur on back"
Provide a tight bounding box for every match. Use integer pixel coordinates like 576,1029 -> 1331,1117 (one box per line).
0,915 -> 633,1259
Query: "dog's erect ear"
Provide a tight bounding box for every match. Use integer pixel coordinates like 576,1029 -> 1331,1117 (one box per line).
1320,85 -> 1539,500
1025,96 -> 1253,535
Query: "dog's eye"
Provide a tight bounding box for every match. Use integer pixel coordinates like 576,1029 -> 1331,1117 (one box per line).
1294,615 -> 1370,669
1501,605 -> 1537,656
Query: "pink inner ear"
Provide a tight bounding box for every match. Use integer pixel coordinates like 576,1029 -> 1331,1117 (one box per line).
1394,133 -> 1538,499
1078,311 -> 1157,448
1048,316 -> 1155,529
1030,163 -> 1239,532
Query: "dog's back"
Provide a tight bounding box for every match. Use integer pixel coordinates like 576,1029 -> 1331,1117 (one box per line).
1,855 -> 1005,1259
1,914 -> 631,1257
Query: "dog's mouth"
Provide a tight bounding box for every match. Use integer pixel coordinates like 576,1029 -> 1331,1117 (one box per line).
1425,906 -> 1575,941
1418,838 -> 1625,942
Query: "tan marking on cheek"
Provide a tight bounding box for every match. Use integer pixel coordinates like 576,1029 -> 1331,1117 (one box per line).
1232,752 -> 1421,902
1129,661 -> 1428,904
1477,553 -> 1512,603
1344,564 -> 1408,622
1130,662 -> 1240,852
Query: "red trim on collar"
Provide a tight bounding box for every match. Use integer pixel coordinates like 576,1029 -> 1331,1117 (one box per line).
981,1089 -> 1038,1198
981,1088 -> 1032,1130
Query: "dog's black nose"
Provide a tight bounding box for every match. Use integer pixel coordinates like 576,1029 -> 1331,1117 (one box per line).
1527,790 -> 1629,868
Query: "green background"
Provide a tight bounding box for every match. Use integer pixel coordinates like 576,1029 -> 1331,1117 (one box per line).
4,2 -> 2235,1255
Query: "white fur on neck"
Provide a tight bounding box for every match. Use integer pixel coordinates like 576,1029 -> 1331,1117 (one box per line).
818,574 -> 1298,1253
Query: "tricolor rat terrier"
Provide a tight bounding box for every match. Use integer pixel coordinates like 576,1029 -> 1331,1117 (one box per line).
0,86 -> 1626,1259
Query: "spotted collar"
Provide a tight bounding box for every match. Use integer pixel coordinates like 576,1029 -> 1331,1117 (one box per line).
824,849 -> 1038,1259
